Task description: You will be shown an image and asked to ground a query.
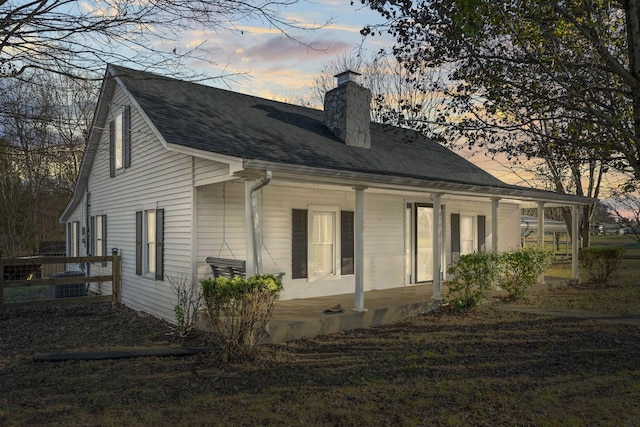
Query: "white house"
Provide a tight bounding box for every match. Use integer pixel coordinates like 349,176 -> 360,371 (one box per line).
60,65 -> 595,322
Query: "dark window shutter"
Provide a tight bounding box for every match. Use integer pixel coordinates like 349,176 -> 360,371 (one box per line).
477,215 -> 486,251
67,222 -> 72,256
75,221 -> 80,257
341,210 -> 354,275
292,209 -> 308,279
90,216 -> 95,255
123,105 -> 131,168
102,215 -> 108,265
135,211 -> 142,275
451,213 -> 460,256
155,209 -> 164,281
109,120 -> 115,177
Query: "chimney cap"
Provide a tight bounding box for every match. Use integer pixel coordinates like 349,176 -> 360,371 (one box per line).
335,70 -> 361,86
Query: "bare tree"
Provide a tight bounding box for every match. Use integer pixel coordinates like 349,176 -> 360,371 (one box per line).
609,189 -> 640,242
0,71 -> 97,257
1,0 -> 322,80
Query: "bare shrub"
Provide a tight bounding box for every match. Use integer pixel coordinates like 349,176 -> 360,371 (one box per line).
168,273 -> 202,337
578,247 -> 625,285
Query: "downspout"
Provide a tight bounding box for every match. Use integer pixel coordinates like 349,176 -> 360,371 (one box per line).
250,171 -> 272,275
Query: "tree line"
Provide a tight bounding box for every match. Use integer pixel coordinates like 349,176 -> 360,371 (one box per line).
0,72 -> 95,257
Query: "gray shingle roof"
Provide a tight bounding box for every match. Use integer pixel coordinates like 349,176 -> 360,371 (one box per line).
110,65 -> 513,189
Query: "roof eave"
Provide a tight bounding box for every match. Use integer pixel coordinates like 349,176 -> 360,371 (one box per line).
241,159 -> 597,205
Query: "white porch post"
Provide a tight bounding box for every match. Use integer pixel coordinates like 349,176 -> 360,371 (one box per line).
432,193 -> 442,300
491,197 -> 500,251
537,201 -> 545,283
244,180 -> 256,276
571,205 -> 580,283
353,186 -> 367,312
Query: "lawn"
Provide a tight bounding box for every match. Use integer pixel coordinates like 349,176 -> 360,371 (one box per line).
0,248 -> 638,426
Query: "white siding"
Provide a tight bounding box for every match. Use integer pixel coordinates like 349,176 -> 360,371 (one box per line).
196,182 -> 409,300
262,183 -> 356,300
363,193 -> 405,291
497,202 -> 521,252
85,85 -> 194,321
193,158 -> 231,186
63,192 -> 87,272
196,180 -> 246,280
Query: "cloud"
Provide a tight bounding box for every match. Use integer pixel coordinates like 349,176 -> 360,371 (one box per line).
239,35 -> 353,63
144,0 -> 394,100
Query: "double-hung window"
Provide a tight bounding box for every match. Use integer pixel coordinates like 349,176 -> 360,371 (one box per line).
292,207 -> 354,279
136,208 -> 164,280
451,213 -> 486,259
109,105 -> 131,177
311,211 -> 336,275
91,215 -> 107,266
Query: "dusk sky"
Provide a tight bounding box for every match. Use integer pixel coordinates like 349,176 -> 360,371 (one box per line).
176,0 -> 392,102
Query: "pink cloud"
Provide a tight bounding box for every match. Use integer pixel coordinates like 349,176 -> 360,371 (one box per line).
238,35 -> 355,64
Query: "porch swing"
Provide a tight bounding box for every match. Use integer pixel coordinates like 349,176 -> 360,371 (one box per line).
205,182 -> 283,280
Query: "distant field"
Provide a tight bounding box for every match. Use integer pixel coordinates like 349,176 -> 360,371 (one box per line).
591,234 -> 640,256
525,233 -> 640,257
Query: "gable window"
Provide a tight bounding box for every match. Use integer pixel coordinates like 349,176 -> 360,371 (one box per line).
67,221 -> 80,256
109,105 -> 131,177
292,208 -> 354,279
136,208 -> 164,280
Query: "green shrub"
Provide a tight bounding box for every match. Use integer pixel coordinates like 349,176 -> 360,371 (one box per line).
578,247 -> 625,285
202,274 -> 283,360
445,251 -> 500,310
499,247 -> 552,300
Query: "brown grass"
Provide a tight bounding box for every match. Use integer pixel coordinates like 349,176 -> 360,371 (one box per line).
1,259 -> 639,426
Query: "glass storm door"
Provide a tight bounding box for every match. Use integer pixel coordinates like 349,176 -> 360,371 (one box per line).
416,204 -> 434,282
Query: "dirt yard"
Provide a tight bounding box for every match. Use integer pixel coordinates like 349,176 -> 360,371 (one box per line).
1,281 -> 640,427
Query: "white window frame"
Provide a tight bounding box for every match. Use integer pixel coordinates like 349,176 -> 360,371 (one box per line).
308,205 -> 340,277
144,209 -> 156,275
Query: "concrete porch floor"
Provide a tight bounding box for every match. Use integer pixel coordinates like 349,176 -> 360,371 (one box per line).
265,277 -> 572,344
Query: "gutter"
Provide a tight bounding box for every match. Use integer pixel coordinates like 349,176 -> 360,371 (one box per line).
250,170 -> 272,274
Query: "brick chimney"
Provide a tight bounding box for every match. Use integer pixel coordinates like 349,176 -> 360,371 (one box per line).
323,70 -> 372,149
